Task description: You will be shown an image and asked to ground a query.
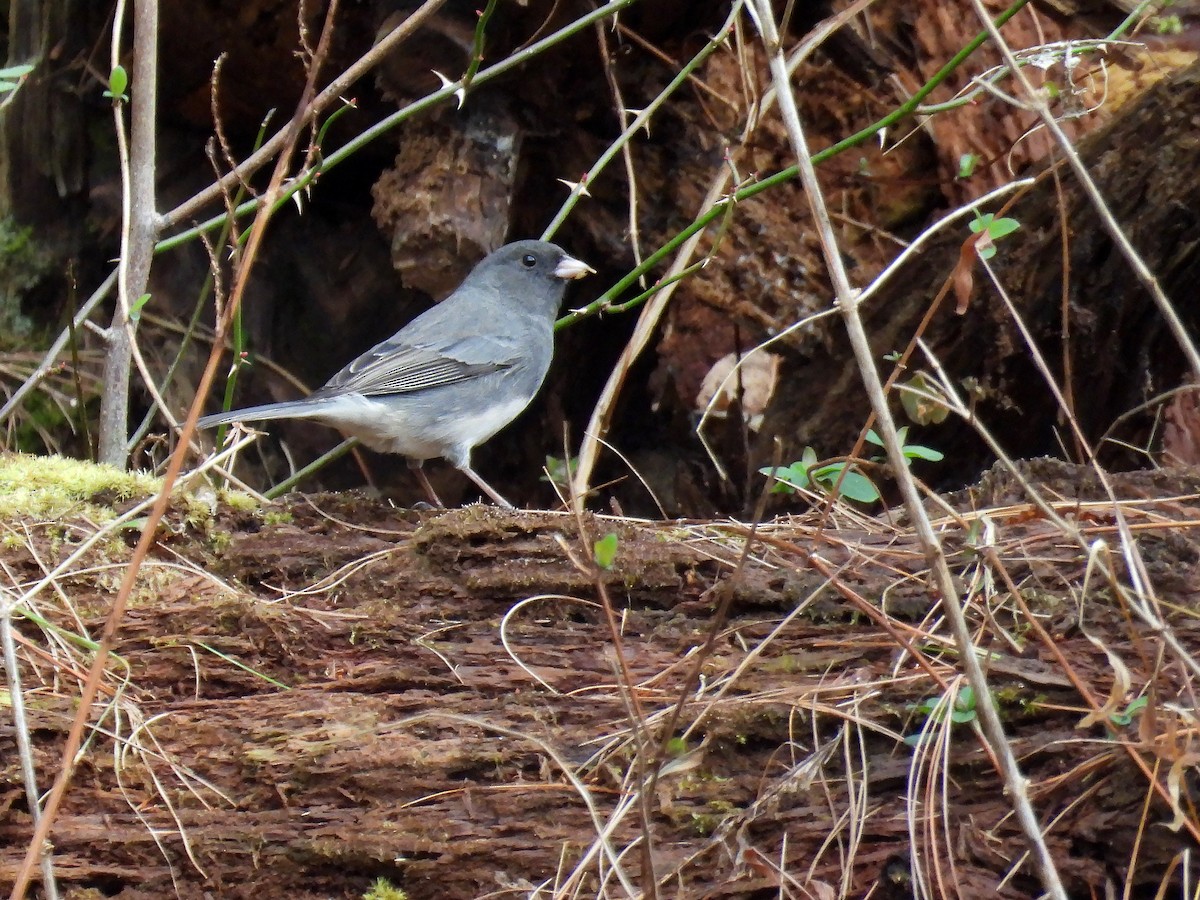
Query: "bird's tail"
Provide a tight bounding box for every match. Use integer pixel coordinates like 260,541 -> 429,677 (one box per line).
196,399 -> 328,430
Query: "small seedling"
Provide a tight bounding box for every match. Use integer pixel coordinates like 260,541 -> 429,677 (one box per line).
762,428 -> 942,505
1108,696 -> 1147,728
542,454 -> 578,489
969,212 -> 1020,260
760,446 -> 880,504
905,685 -> 978,745
865,427 -> 944,465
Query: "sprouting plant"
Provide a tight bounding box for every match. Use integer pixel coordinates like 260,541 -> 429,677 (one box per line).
761,447 -> 880,503
761,428 -> 943,505
968,211 -> 1020,260
1108,696 -> 1147,728
865,426 -> 944,466
542,454 -> 578,489
905,684 -> 978,745
103,64 -> 128,104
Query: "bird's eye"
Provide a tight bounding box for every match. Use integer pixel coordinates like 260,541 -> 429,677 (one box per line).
521,254 -> 537,269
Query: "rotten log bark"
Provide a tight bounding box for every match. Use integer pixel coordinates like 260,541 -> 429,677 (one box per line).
1,467 -> 1198,897
758,57 -> 1200,485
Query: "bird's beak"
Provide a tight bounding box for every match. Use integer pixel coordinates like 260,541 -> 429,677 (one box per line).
555,255 -> 596,280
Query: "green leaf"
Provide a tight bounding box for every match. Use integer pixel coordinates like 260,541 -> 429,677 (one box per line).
899,371 -> 950,425
968,213 -> 992,234
811,464 -> 879,503
762,445 -> 882,503
129,293 -> 151,323
909,697 -> 938,716
950,685 -> 977,723
541,454 -> 577,485
832,470 -> 880,503
593,532 -> 619,570
957,152 -> 978,179
985,217 -> 1020,239
759,463 -> 809,494
108,64 -> 128,98
0,64 -> 34,80
969,212 -> 1019,257
1109,696 -> 1148,727
903,444 -> 944,462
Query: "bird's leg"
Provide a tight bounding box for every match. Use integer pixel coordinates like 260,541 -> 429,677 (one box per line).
459,465 -> 513,509
408,459 -> 444,507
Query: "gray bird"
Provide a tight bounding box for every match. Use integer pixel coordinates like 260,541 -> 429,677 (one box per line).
197,239 -> 594,507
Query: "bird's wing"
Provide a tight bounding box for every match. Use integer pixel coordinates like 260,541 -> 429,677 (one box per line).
310,333 -> 523,399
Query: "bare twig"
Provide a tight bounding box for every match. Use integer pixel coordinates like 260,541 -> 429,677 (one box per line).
157,0 -> 451,230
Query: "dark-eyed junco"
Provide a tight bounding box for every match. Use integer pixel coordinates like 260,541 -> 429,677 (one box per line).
197,240 -> 594,507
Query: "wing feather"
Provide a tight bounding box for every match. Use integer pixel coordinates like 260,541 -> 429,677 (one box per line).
310,336 -> 520,399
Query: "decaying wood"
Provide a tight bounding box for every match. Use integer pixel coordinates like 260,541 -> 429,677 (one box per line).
1,461 -> 1199,897
756,55 -> 1200,489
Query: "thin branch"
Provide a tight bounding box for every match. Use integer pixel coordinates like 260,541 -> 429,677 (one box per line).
96,0 -> 158,467
157,0 -> 451,230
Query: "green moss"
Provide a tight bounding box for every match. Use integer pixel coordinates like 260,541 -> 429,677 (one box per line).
220,490 -> 261,513
0,453 -> 260,531
363,877 -> 407,899
763,654 -> 800,674
0,453 -> 159,521
208,529 -> 233,552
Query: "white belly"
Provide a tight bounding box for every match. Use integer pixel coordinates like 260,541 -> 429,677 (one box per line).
312,393 -> 530,467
